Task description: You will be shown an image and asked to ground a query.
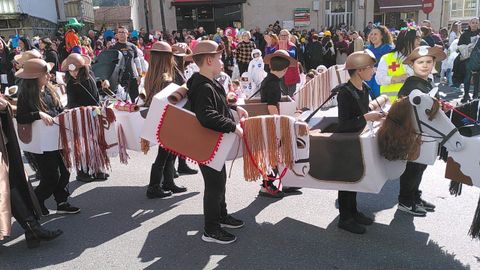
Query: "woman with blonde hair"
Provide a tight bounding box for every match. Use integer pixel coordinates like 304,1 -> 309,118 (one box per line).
449,21 -> 462,46
235,31 -> 256,75
143,41 -> 187,198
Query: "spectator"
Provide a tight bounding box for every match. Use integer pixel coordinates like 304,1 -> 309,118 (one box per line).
363,22 -> 373,38
449,21 -> 462,46
39,38 -> 59,75
235,31 -> 256,75
335,31 -> 349,64
304,33 -> 324,70
366,25 -> 394,98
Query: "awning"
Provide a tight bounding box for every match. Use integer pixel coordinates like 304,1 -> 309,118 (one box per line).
377,0 -> 422,13
172,0 -> 246,5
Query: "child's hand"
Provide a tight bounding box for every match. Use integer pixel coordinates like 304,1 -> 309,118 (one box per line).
236,106 -> 249,119
235,124 -> 244,137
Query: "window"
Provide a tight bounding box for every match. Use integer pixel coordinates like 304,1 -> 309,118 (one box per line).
451,0 -> 479,18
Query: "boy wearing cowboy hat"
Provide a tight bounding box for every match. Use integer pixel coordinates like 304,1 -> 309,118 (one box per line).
187,40 -> 248,244
257,50 -> 297,198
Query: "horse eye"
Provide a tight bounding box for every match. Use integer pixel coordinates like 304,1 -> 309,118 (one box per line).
425,109 -> 431,115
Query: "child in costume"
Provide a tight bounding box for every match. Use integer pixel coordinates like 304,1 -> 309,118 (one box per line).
187,40 -> 248,244
247,49 -> 267,90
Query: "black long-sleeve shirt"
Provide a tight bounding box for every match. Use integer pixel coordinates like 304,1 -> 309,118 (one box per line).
66,75 -> 100,109
336,81 -> 370,133
187,73 -> 236,133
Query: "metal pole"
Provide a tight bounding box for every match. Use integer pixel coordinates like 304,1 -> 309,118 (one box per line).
144,0 -> 150,34
159,0 -> 167,33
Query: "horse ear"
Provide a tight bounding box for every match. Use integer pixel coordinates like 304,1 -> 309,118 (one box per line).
408,89 -> 424,106
428,87 -> 439,97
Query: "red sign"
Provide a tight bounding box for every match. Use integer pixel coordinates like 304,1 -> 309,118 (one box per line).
422,0 -> 434,14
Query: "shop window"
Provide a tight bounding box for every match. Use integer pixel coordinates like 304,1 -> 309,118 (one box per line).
0,20 -> 7,28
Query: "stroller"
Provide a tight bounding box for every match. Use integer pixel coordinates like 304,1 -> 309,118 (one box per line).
91,49 -> 125,99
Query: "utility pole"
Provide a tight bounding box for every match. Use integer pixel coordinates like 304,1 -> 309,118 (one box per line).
159,0 -> 167,33
144,0 -> 150,34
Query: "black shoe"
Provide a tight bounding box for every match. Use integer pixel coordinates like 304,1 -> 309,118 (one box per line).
220,215 -> 244,229
174,170 -> 179,178
162,184 -> 187,193
93,172 -> 109,181
202,229 -> 236,244
76,172 -> 94,183
178,165 -> 198,175
56,202 -> 80,214
338,218 -> 366,234
24,219 -> 63,249
259,186 -> 285,198
146,185 -> 172,199
398,202 -> 427,216
282,186 -> 302,194
416,198 -> 435,212
353,212 -> 374,225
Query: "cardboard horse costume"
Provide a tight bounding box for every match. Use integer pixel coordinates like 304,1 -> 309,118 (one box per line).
141,83 -> 238,172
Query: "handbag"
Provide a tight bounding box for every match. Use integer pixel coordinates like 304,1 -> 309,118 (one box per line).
17,123 -> 32,144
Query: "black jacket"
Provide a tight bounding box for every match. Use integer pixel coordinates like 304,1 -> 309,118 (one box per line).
187,73 -> 236,133
398,76 -> 433,98
335,81 -> 370,133
66,74 -> 100,109
44,49 -> 59,74
304,40 -> 324,70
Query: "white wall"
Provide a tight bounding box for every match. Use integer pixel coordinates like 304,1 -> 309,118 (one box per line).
17,0 -> 58,23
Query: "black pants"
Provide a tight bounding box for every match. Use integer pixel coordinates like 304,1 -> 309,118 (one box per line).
200,164 -> 227,233
238,62 -> 249,76
464,59 -> 480,99
148,147 -> 175,187
32,151 -> 70,207
121,76 -> 139,102
338,191 -> 358,221
10,188 -> 35,229
399,162 -> 427,206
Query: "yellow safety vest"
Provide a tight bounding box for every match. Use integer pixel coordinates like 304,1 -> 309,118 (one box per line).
379,52 -> 407,103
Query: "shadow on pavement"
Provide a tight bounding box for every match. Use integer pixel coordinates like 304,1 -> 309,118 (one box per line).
0,186 -> 199,269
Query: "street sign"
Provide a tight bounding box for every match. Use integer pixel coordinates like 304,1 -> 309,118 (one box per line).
422,0 -> 434,14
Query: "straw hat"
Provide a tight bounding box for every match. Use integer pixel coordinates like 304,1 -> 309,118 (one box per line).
343,49 -> 376,70
150,41 -> 173,53
172,43 -> 192,57
263,50 -> 297,67
191,40 -> 224,56
15,59 -> 54,79
61,53 -> 91,72
14,50 -> 42,67
404,45 -> 446,65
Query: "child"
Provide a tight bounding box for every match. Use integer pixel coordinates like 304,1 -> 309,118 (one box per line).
240,72 -> 255,98
187,40 -> 249,244
248,49 -> 267,88
258,50 -> 296,198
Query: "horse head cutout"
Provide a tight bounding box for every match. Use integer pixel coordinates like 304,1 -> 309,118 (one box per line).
378,90 -> 464,161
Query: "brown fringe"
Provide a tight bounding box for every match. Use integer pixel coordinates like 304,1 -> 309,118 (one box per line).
140,138 -> 150,154
297,122 -> 309,137
58,114 -> 72,168
280,116 -> 293,169
71,109 -> 81,169
242,117 -> 267,181
80,107 -> 89,171
265,117 -> 278,168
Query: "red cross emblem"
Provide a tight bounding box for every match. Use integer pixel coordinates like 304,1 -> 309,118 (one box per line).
388,62 -> 400,72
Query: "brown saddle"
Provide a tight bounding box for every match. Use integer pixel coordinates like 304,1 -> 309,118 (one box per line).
241,96 -> 293,117
308,117 -> 365,182
157,104 -> 223,164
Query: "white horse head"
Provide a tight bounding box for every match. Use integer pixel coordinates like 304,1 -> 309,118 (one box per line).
409,89 -> 464,152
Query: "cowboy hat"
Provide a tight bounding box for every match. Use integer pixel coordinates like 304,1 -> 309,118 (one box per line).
404,45 -> 447,65
15,59 -> 54,79
191,40 -> 224,56
150,41 -> 173,53
343,49 -> 376,70
14,50 -> 42,67
263,50 -> 297,67
172,43 -> 192,57
61,53 -> 91,72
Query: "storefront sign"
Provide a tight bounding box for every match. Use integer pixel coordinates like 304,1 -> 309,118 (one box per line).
294,8 -> 310,27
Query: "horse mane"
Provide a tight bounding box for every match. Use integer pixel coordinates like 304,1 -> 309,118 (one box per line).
377,97 -> 421,161
242,115 -> 300,181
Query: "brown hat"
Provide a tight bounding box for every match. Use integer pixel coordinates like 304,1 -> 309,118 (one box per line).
343,49 -> 376,70
15,59 -> 54,79
404,45 -> 446,65
150,41 -> 172,53
14,50 -> 42,67
191,40 -> 224,56
172,43 -> 192,57
61,53 -> 92,72
264,50 -> 297,67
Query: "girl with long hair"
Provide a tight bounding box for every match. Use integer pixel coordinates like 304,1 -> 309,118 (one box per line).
376,28 -> 421,102
16,59 -> 80,216
143,41 -> 187,198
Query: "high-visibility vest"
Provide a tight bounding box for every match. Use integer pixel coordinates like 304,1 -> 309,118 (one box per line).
379,52 -> 407,103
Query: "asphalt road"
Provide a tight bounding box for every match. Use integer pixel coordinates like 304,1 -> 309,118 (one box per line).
0,146 -> 479,270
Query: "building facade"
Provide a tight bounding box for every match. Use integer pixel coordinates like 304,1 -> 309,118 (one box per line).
445,0 -> 480,26
64,0 -> 95,31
